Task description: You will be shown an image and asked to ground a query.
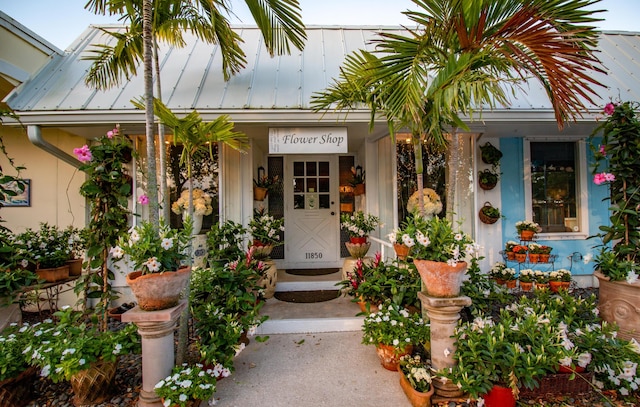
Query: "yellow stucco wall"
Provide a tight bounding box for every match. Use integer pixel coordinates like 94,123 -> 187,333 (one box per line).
0,126 -> 86,233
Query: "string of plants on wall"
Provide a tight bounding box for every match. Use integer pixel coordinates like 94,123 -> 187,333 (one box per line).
478,142 -> 502,191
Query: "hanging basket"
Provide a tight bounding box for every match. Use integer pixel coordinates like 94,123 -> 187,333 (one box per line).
480,142 -> 503,165
478,202 -> 500,224
253,186 -> 268,201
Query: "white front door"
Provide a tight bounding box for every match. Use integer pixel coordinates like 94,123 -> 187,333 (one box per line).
284,155 -> 340,268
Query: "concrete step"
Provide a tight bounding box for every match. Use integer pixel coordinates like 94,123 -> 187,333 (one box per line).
256,268 -> 363,334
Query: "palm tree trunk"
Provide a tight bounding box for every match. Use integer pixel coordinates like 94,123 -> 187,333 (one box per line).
176,155 -> 194,364
412,133 -> 425,218
154,39 -> 170,222
446,131 -> 459,223
143,0 -> 158,227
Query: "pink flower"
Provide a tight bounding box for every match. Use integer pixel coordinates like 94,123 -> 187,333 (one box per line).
593,172 -> 615,185
604,103 -> 616,115
73,145 -> 92,162
599,145 -> 606,156
106,127 -> 119,139
137,195 -> 149,205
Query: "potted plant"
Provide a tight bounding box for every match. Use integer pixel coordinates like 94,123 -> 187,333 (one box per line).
515,220 -> 540,241
349,165 -> 366,195
253,166 -> 280,201
111,219 -> 193,311
533,270 -> 550,289
189,251 -> 267,370
512,245 -> 528,263
0,321 -> 40,405
478,169 -> 499,190
480,142 -> 503,166
398,353 -> 434,407
548,268 -> 571,292
340,211 -> 380,244
27,307 -> 140,405
27,223 -> 72,282
405,188 -> 443,219
538,245 -> 553,263
62,226 -> 87,276
489,262 -> 516,288
154,363 -> 219,407
361,301 -> 430,371
205,220 -> 247,267
518,269 -> 534,291
400,215 -> 479,297
248,209 -> 285,258
590,101 -> 640,341
504,240 -> 518,261
479,202 -> 501,225
387,227 -> 415,260
171,188 -> 213,235
527,243 -> 541,263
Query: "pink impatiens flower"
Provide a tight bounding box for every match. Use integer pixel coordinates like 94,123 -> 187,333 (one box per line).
73,145 -> 92,162
106,127 -> 119,139
137,195 -> 149,205
604,102 -> 616,115
593,172 -> 615,185
599,145 -> 606,156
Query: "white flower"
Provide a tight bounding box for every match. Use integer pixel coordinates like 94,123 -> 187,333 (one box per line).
402,234 -> 415,247
626,270 -> 639,284
393,339 -> 400,346
110,246 -> 124,259
583,253 -> 593,264
145,257 -> 161,272
130,229 -> 140,243
444,347 -> 451,357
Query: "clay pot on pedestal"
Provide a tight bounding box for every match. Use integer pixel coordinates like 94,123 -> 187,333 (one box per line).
413,259 -> 467,297
126,266 -> 191,311
345,241 -> 371,259
519,230 -> 535,241
595,271 -> 640,341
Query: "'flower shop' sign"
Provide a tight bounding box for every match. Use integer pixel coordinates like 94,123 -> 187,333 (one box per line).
269,127 -> 347,154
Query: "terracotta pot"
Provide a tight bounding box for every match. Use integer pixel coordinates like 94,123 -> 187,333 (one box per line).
514,253 -> 527,263
126,266 -> 191,311
528,253 -> 540,263
539,254 -> 551,263
519,230 -> 535,241
413,259 -> 467,298
549,280 -> 567,293
66,258 -> 83,276
350,236 -> 367,244
357,296 -> 379,314
398,367 -> 434,407
519,281 -> 533,291
558,365 -> 586,374
253,186 -> 268,201
483,385 -> 516,407
535,282 -> 549,291
36,265 -> 70,282
505,279 -> 517,289
595,271 -> 640,341
375,343 -> 413,371
345,241 -> 371,259
393,243 -> 411,261
494,278 -> 506,286
506,251 -> 515,260
353,183 -> 366,196
70,358 -> 117,406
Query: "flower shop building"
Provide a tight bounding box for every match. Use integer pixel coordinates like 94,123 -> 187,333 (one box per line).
3,19 -> 640,283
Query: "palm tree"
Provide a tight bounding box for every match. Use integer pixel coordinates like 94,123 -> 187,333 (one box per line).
312,0 -> 605,218
84,0 -> 306,223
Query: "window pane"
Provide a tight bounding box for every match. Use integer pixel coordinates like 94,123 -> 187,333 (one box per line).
319,194 -> 330,208
307,178 -> 317,193
294,161 -> 305,177
318,161 -> 329,176
318,177 -> 330,192
293,178 -> 305,193
530,142 -> 578,233
306,161 -> 317,176
294,194 -> 305,209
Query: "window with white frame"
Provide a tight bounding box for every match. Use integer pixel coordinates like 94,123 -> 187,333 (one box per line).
524,139 -> 588,238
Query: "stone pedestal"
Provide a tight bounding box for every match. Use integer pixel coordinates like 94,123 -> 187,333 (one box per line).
122,301 -> 187,407
341,256 -> 373,282
419,292 -> 471,398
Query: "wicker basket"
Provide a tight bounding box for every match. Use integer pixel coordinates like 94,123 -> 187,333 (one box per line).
520,372 -> 593,398
478,202 -> 499,224
0,367 -> 37,407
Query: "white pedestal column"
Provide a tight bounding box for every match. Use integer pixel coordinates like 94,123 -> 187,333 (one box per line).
122,301 -> 186,407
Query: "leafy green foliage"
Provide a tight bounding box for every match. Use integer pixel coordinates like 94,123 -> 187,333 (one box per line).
206,220 -> 247,263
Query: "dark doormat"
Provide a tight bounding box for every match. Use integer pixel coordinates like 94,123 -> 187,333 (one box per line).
285,268 -> 340,276
274,290 -> 341,303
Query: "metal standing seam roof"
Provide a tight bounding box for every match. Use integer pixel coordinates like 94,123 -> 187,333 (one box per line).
5,26 -> 640,118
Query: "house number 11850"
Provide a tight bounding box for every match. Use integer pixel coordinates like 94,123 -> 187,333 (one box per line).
305,252 -> 323,259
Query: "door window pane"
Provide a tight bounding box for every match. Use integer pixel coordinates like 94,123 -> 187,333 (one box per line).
319,161 -> 329,176
306,162 -> 317,176
294,161 -> 305,177
530,142 -> 579,233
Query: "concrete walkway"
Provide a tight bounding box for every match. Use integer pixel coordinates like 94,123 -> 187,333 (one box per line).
211,331 -> 410,407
